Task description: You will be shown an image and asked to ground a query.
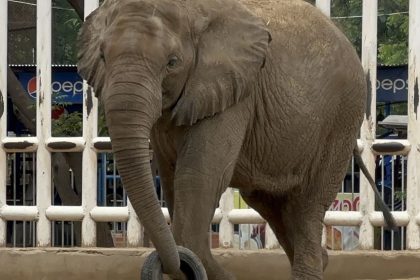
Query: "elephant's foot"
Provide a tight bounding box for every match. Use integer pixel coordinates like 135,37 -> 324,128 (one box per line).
203,259 -> 235,280
322,248 -> 329,271
291,252 -> 324,280
291,272 -> 323,280
169,271 -> 187,280
169,256 -> 234,280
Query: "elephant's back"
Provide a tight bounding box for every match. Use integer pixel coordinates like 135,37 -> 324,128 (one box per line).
241,0 -> 366,115
240,0 -> 359,70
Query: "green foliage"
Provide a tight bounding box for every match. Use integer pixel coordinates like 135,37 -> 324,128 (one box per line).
98,106 -> 109,137
377,12 -> 409,65
51,106 -> 109,137
8,0 -> 82,65
394,190 -> 407,201
52,0 -> 82,64
7,0 -> 37,64
331,0 -> 409,65
331,0 -> 363,56
52,110 -> 83,137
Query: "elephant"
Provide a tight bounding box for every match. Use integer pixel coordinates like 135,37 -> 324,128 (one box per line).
77,0 -> 395,279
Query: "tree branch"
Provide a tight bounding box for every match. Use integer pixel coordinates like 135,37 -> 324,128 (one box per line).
67,0 -> 84,20
7,67 -> 36,134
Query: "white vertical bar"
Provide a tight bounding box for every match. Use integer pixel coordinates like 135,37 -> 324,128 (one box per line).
391,156 -> 395,250
316,0 -> 331,18
52,222 -> 55,246
32,153 -> 36,245
13,155 -> 16,247
127,198 -> 143,247
352,157 -> 355,201
403,157 -> 406,211
402,157 -> 406,249
82,0 -> 100,247
219,188 -> 234,248
71,222 -> 74,246
264,224 -> 279,249
113,157 -> 117,231
359,0 -> 378,250
23,154 -> 26,246
321,225 -> 327,248
61,222 -> 64,247
126,147 -> 142,245
381,156 -> 384,250
36,0 -> 52,247
0,0 -> 7,247
407,0 -> 420,250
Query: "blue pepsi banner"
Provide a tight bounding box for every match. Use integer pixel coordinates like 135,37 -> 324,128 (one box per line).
12,65 -> 407,105
15,70 -> 83,104
377,66 -> 407,103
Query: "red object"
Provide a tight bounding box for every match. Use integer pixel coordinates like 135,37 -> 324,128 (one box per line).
52,106 -> 65,119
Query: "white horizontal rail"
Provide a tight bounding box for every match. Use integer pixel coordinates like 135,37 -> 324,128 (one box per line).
90,207 -> 129,222
225,209 -> 413,227
324,211 -> 363,226
45,137 -> 85,152
371,139 -> 411,155
46,206 -> 84,221
212,208 -> 222,224
92,137 -> 112,151
0,205 -> 415,228
0,206 -> 38,221
1,137 -> 38,152
369,211 -> 410,227
228,209 -> 265,224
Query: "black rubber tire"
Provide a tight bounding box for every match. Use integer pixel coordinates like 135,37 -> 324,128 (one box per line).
141,246 -> 207,280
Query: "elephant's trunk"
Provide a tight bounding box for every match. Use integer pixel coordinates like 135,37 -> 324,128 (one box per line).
104,79 -> 180,274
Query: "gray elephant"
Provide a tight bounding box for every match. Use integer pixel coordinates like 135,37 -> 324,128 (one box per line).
77,0 -> 395,279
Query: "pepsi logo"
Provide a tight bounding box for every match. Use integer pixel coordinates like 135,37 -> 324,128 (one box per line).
27,76 -> 37,99
25,76 -> 83,100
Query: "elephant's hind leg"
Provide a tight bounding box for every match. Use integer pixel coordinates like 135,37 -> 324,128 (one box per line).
285,199 -> 326,280
241,190 -> 326,280
240,191 -> 295,262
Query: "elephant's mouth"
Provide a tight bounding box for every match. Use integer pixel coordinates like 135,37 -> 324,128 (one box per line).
168,84 -> 187,112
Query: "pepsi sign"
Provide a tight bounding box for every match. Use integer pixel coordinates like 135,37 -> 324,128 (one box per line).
17,71 -> 83,104
13,65 -> 408,105
377,66 -> 408,103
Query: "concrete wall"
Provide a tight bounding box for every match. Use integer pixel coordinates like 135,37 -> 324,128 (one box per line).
0,248 -> 419,280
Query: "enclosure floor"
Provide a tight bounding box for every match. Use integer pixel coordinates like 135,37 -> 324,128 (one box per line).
0,248 -> 419,280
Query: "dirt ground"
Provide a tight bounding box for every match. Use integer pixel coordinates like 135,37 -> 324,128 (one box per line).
0,248 -> 419,280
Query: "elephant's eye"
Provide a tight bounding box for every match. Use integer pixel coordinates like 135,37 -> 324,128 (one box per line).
100,52 -> 105,63
167,55 -> 179,69
99,46 -> 106,63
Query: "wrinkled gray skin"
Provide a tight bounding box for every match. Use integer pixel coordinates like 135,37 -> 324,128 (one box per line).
78,0 -> 367,279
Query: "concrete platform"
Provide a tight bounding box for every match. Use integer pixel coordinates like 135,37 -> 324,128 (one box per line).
0,248 -> 419,279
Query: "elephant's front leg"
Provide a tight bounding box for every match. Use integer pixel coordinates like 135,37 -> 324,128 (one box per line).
172,106 -> 249,280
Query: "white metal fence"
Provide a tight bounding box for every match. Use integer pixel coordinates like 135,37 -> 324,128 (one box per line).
0,0 -> 419,251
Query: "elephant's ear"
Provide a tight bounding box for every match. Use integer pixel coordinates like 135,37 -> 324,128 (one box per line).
171,0 -> 271,126
77,5 -> 109,98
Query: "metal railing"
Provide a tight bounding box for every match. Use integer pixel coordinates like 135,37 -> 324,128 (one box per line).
0,0 -> 419,251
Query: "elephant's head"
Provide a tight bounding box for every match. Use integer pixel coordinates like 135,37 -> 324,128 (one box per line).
78,0 -> 270,274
